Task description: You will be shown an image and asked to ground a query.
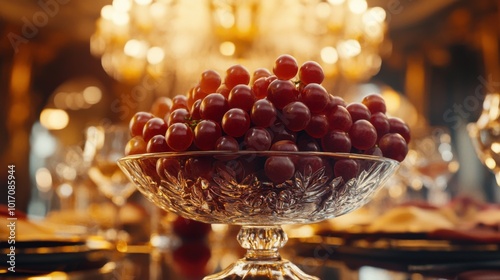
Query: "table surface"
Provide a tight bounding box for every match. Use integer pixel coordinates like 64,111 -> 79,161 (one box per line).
3,230 -> 500,280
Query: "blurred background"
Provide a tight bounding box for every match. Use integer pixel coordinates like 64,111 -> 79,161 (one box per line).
0,0 -> 499,216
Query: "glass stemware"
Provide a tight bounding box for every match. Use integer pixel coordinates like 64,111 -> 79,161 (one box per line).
468,92 -> 500,185
86,125 -> 136,242
118,151 -> 398,279
411,127 -> 460,206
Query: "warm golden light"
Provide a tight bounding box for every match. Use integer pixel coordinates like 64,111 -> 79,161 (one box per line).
124,39 -> 148,58
135,0 -> 152,5
36,168 -> 53,193
320,46 -> 339,64
83,86 -> 102,105
220,41 -> 236,57
40,109 -> 69,130
327,0 -> 345,5
147,47 -> 165,64
348,0 -> 367,14
113,0 -> 132,12
337,39 -> 361,58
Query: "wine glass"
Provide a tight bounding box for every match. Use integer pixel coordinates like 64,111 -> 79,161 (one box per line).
411,127 -> 460,206
86,125 -> 136,242
468,93 -> 500,185
118,151 -> 398,279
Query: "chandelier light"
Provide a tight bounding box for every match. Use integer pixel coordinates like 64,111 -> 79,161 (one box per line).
90,0 -> 387,91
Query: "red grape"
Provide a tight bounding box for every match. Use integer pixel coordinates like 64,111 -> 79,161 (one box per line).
281,101 -> 311,132
265,156 -> 295,184
125,136 -> 147,155
299,61 -> 324,85
270,140 -> 298,153
216,84 -> 230,99
143,117 -> 167,142
327,105 -> 352,132
305,114 -> 329,138
251,99 -> 277,128
267,79 -> 299,110
369,112 -> 390,140
362,94 -> 386,114
297,133 -> 321,151
166,123 -> 194,152
185,157 -> 213,179
228,84 -> 256,112
168,108 -> 190,126
171,95 -> 189,111
273,54 -> 298,80
334,159 -> 359,181
244,127 -> 272,151
129,112 -> 154,137
215,135 -> 239,152
147,134 -> 171,153
378,133 -> 408,162
200,69 -> 221,93
252,75 -> 277,100
388,117 -> 411,143
324,95 -> 347,113
150,96 -> 172,118
222,108 -> 251,138
224,64 -> 250,90
346,102 -> 371,122
349,119 -> 377,150
194,120 -> 222,150
321,130 -> 351,153
199,93 -> 229,123
190,99 -> 202,120
251,68 -> 272,84
300,83 -> 329,114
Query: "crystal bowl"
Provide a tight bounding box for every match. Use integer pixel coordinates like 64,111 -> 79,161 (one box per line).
118,151 -> 398,279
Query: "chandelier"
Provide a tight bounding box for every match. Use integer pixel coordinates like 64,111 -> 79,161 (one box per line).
90,0 -> 387,91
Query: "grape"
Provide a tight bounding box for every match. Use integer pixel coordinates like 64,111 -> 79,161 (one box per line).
171,95 -> 189,111
378,133 -> 408,162
194,120 -> 222,150
215,136 -> 239,152
251,68 -> 272,84
268,122 -> 297,143
244,127 -> 272,151
251,99 -> 277,128
296,156 -> 324,174
199,93 -> 229,123
225,64 -> 250,90
297,133 -> 321,151
300,83 -> 329,114
147,134 -> 171,153
327,105 -> 352,132
185,157 -> 213,179
190,99 -> 202,120
228,84 -> 256,112
369,112 -> 390,140
252,75 -> 277,100
156,157 -> 181,178
168,108 -> 190,126
222,108 -> 251,138
265,156 -> 295,184
125,136 -> 147,155
334,159 -> 359,181
305,114 -> 329,138
267,79 -> 299,110
193,86 -> 209,103
281,101 -> 311,132
324,95 -> 347,113
346,102 -> 371,122
143,117 -> 168,142
273,54 -> 298,80
150,97 -> 172,118
129,112 -> 154,137
388,117 -> 411,143
299,61 -> 324,85
270,140 -> 299,164
200,69 -> 222,93
349,119 -> 377,150
321,130 -> 351,153
166,123 -> 194,152
216,84 -> 230,99
362,94 -> 386,114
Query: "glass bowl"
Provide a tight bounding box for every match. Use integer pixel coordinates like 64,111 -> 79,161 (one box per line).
118,151 -> 399,279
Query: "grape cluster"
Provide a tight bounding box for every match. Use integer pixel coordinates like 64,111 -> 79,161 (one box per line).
126,54 -> 410,183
